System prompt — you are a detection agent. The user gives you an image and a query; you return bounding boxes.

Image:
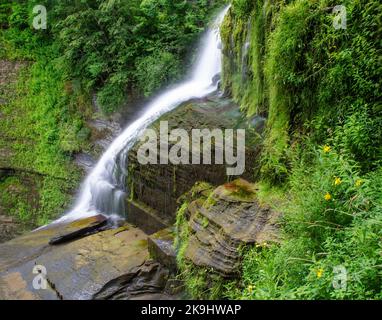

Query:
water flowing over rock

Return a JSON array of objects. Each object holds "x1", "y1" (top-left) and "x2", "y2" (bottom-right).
[{"x1": 59, "y1": 7, "x2": 231, "y2": 223}]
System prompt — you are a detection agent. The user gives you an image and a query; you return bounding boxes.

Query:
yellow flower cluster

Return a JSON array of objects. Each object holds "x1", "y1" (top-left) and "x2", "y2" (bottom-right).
[
  {"x1": 247, "y1": 285, "x2": 255, "y2": 294},
  {"x1": 355, "y1": 179, "x2": 363, "y2": 187},
  {"x1": 323, "y1": 145, "x2": 331, "y2": 153},
  {"x1": 334, "y1": 177, "x2": 342, "y2": 186},
  {"x1": 255, "y1": 242, "x2": 268, "y2": 248},
  {"x1": 316, "y1": 268, "x2": 324, "y2": 278}
]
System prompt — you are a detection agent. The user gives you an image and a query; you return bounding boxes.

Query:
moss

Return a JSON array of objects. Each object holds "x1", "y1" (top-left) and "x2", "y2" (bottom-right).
[
  {"x1": 177, "y1": 262, "x2": 226, "y2": 300},
  {"x1": 174, "y1": 202, "x2": 190, "y2": 264},
  {"x1": 127, "y1": 163, "x2": 136, "y2": 201},
  {"x1": 203, "y1": 192, "x2": 217, "y2": 209},
  {"x1": 0, "y1": 49, "x2": 93, "y2": 227},
  {"x1": 0, "y1": 176, "x2": 34, "y2": 224}
]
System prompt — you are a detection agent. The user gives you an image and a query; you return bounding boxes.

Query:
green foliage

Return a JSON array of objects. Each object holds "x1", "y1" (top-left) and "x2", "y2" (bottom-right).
[
  {"x1": 55, "y1": 0, "x2": 225, "y2": 112},
  {"x1": 135, "y1": 50, "x2": 181, "y2": 97},
  {"x1": 0, "y1": 44, "x2": 89, "y2": 227},
  {"x1": 2, "y1": 0, "x2": 225, "y2": 112},
  {"x1": 227, "y1": 146, "x2": 382, "y2": 300},
  {"x1": 222, "y1": 0, "x2": 381, "y2": 183},
  {"x1": 0, "y1": 0, "x2": 49, "y2": 59},
  {"x1": 216, "y1": 0, "x2": 382, "y2": 300},
  {"x1": 231, "y1": 0, "x2": 255, "y2": 18},
  {"x1": 0, "y1": 176, "x2": 34, "y2": 224}
]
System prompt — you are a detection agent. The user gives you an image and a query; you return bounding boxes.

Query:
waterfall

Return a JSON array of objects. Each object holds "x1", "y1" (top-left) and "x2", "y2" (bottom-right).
[{"x1": 56, "y1": 7, "x2": 230, "y2": 224}]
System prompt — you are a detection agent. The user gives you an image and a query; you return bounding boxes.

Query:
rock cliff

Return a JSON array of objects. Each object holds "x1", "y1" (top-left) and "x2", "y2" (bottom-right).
[{"x1": 126, "y1": 94, "x2": 262, "y2": 234}]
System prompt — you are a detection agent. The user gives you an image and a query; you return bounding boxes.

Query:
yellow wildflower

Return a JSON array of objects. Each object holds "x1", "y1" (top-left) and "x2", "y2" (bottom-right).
[
  {"x1": 323, "y1": 145, "x2": 331, "y2": 153},
  {"x1": 325, "y1": 193, "x2": 332, "y2": 201},
  {"x1": 316, "y1": 268, "x2": 324, "y2": 278},
  {"x1": 334, "y1": 177, "x2": 342, "y2": 186},
  {"x1": 247, "y1": 285, "x2": 255, "y2": 294},
  {"x1": 355, "y1": 179, "x2": 363, "y2": 187}
]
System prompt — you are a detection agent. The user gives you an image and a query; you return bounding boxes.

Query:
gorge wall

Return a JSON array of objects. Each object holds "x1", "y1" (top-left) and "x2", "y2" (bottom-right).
[{"x1": 126, "y1": 94, "x2": 262, "y2": 234}]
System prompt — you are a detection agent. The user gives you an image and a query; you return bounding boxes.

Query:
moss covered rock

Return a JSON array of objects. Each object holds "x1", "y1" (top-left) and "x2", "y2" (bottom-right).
[{"x1": 176, "y1": 179, "x2": 281, "y2": 291}]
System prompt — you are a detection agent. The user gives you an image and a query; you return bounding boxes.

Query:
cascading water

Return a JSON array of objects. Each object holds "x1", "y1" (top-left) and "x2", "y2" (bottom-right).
[{"x1": 57, "y1": 7, "x2": 230, "y2": 224}]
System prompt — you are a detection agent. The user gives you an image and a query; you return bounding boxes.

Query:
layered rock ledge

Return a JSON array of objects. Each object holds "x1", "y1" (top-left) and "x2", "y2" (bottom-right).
[
  {"x1": 176, "y1": 179, "x2": 281, "y2": 277},
  {"x1": 127, "y1": 95, "x2": 262, "y2": 234}
]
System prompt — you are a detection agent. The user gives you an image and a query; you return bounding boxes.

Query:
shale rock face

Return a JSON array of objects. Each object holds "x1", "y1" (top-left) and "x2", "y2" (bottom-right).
[
  {"x1": 178, "y1": 179, "x2": 280, "y2": 277},
  {"x1": 127, "y1": 95, "x2": 262, "y2": 233},
  {"x1": 94, "y1": 260, "x2": 171, "y2": 300}
]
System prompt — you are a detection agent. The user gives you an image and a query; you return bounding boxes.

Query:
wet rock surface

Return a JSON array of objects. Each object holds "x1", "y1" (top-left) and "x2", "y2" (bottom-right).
[
  {"x1": 180, "y1": 179, "x2": 280, "y2": 277},
  {"x1": 148, "y1": 228, "x2": 177, "y2": 273},
  {"x1": 48, "y1": 215, "x2": 108, "y2": 245},
  {"x1": 0, "y1": 216, "x2": 178, "y2": 300},
  {"x1": 127, "y1": 199, "x2": 170, "y2": 235},
  {"x1": 94, "y1": 260, "x2": 174, "y2": 300},
  {"x1": 74, "y1": 117, "x2": 122, "y2": 173}
]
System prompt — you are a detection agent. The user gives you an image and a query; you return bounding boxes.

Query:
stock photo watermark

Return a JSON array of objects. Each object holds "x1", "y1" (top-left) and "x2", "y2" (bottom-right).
[
  {"x1": 137, "y1": 121, "x2": 246, "y2": 176},
  {"x1": 332, "y1": 265, "x2": 347, "y2": 291},
  {"x1": 333, "y1": 5, "x2": 347, "y2": 30},
  {"x1": 32, "y1": 265, "x2": 48, "y2": 290},
  {"x1": 32, "y1": 5, "x2": 47, "y2": 30}
]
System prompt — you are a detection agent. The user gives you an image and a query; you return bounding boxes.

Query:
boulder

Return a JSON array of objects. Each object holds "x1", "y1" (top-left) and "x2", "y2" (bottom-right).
[
  {"x1": 179, "y1": 179, "x2": 281, "y2": 277},
  {"x1": 94, "y1": 260, "x2": 171, "y2": 300}
]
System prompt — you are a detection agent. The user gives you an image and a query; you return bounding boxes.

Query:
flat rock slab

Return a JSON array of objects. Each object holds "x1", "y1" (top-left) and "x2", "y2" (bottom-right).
[
  {"x1": 0, "y1": 215, "x2": 108, "y2": 272},
  {"x1": 0, "y1": 216, "x2": 150, "y2": 300},
  {"x1": 48, "y1": 215, "x2": 108, "y2": 245}
]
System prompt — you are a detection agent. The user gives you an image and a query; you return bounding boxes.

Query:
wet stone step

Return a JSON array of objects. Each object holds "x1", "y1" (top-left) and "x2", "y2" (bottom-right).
[{"x1": 148, "y1": 228, "x2": 177, "y2": 273}]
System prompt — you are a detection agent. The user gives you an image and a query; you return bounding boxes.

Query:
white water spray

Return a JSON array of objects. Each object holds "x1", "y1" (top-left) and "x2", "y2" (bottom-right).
[{"x1": 57, "y1": 7, "x2": 230, "y2": 223}]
